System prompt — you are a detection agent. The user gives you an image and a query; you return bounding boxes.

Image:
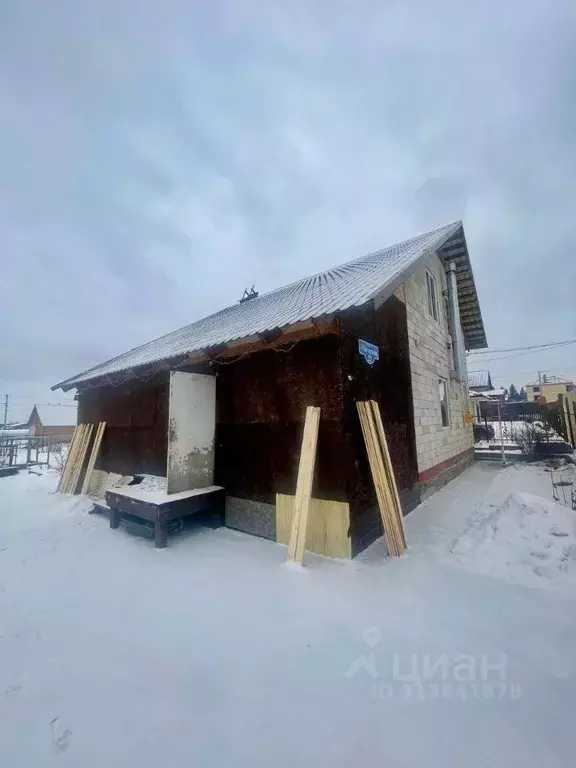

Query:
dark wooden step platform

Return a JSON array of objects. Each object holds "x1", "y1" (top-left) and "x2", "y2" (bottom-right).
[{"x1": 105, "y1": 485, "x2": 225, "y2": 548}]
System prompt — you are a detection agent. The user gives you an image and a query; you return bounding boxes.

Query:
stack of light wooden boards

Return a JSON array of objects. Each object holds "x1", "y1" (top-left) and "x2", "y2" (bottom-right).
[
  {"x1": 57, "y1": 422, "x2": 106, "y2": 495},
  {"x1": 356, "y1": 400, "x2": 406, "y2": 556},
  {"x1": 287, "y1": 400, "x2": 406, "y2": 564}
]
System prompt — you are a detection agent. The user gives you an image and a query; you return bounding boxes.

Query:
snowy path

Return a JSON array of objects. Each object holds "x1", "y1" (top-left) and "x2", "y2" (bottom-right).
[{"x1": 1, "y1": 467, "x2": 575, "y2": 767}]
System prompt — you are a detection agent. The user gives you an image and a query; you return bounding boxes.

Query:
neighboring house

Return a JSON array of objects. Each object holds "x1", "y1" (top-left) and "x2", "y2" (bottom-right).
[
  {"x1": 470, "y1": 387, "x2": 506, "y2": 420},
  {"x1": 467, "y1": 370, "x2": 493, "y2": 392},
  {"x1": 526, "y1": 376, "x2": 574, "y2": 403},
  {"x1": 27, "y1": 404, "x2": 77, "y2": 440},
  {"x1": 469, "y1": 391, "x2": 495, "y2": 419},
  {"x1": 482, "y1": 388, "x2": 507, "y2": 406},
  {"x1": 52, "y1": 221, "x2": 487, "y2": 557}
]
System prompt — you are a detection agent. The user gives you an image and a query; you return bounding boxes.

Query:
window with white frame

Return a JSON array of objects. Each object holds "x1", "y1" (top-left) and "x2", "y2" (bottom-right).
[
  {"x1": 439, "y1": 379, "x2": 450, "y2": 427},
  {"x1": 426, "y1": 270, "x2": 439, "y2": 322}
]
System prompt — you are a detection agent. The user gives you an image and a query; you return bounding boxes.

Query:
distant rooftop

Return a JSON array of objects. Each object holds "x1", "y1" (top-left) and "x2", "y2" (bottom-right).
[
  {"x1": 31, "y1": 404, "x2": 78, "y2": 427},
  {"x1": 468, "y1": 370, "x2": 493, "y2": 390},
  {"x1": 527, "y1": 376, "x2": 574, "y2": 387}
]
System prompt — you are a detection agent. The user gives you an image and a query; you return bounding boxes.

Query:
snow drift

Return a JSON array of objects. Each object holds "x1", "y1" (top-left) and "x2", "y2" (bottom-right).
[{"x1": 450, "y1": 492, "x2": 576, "y2": 590}]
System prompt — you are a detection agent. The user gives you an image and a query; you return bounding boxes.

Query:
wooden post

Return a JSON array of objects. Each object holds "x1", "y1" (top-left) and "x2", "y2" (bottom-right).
[
  {"x1": 567, "y1": 394, "x2": 576, "y2": 448},
  {"x1": 566, "y1": 397, "x2": 573, "y2": 446},
  {"x1": 287, "y1": 406, "x2": 321, "y2": 564},
  {"x1": 497, "y1": 402, "x2": 506, "y2": 465},
  {"x1": 155, "y1": 518, "x2": 168, "y2": 549}
]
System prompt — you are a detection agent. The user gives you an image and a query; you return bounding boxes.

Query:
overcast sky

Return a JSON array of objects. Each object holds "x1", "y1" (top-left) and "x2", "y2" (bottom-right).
[{"x1": 1, "y1": 0, "x2": 575, "y2": 421}]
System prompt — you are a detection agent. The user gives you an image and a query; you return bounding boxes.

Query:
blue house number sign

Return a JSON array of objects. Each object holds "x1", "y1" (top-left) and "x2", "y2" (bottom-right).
[{"x1": 358, "y1": 339, "x2": 379, "y2": 365}]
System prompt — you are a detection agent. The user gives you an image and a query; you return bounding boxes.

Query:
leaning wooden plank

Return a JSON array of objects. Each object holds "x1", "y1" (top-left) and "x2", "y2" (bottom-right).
[
  {"x1": 59, "y1": 424, "x2": 83, "y2": 493},
  {"x1": 57, "y1": 424, "x2": 80, "y2": 492},
  {"x1": 66, "y1": 424, "x2": 89, "y2": 493},
  {"x1": 369, "y1": 401, "x2": 406, "y2": 547},
  {"x1": 363, "y1": 401, "x2": 403, "y2": 554},
  {"x1": 287, "y1": 406, "x2": 321, "y2": 564},
  {"x1": 357, "y1": 402, "x2": 404, "y2": 556},
  {"x1": 81, "y1": 422, "x2": 106, "y2": 495},
  {"x1": 69, "y1": 424, "x2": 94, "y2": 495},
  {"x1": 64, "y1": 424, "x2": 87, "y2": 494},
  {"x1": 277, "y1": 494, "x2": 352, "y2": 559},
  {"x1": 60, "y1": 424, "x2": 85, "y2": 493},
  {"x1": 368, "y1": 402, "x2": 406, "y2": 553},
  {"x1": 356, "y1": 402, "x2": 397, "y2": 555},
  {"x1": 363, "y1": 403, "x2": 403, "y2": 556}
]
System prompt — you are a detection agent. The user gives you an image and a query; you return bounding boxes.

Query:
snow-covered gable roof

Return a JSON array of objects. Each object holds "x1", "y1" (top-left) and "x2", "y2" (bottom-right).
[
  {"x1": 53, "y1": 221, "x2": 487, "y2": 392},
  {"x1": 32, "y1": 404, "x2": 78, "y2": 427},
  {"x1": 468, "y1": 370, "x2": 493, "y2": 391},
  {"x1": 483, "y1": 388, "x2": 506, "y2": 398}
]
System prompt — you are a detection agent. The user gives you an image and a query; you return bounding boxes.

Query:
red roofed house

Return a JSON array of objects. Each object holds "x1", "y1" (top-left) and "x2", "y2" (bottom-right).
[{"x1": 27, "y1": 404, "x2": 78, "y2": 441}]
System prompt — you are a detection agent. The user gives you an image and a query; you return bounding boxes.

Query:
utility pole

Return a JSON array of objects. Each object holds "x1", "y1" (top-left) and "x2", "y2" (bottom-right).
[{"x1": 2, "y1": 394, "x2": 8, "y2": 428}]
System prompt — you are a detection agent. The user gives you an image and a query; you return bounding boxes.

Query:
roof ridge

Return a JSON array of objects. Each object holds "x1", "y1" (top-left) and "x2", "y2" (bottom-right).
[{"x1": 256, "y1": 220, "x2": 462, "y2": 302}]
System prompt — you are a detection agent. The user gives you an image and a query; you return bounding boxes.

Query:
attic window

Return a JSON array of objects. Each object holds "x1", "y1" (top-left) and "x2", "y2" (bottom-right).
[{"x1": 426, "y1": 270, "x2": 439, "y2": 322}]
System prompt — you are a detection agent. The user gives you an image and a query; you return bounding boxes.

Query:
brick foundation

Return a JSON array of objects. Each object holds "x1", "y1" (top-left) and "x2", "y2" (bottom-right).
[{"x1": 418, "y1": 447, "x2": 475, "y2": 497}]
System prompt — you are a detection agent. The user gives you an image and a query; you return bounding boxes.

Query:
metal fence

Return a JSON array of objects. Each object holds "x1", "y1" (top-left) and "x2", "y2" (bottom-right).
[
  {"x1": 473, "y1": 400, "x2": 570, "y2": 454},
  {"x1": 0, "y1": 435, "x2": 65, "y2": 469}
]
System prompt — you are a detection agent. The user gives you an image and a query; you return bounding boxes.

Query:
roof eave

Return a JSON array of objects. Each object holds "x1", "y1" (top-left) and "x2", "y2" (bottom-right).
[
  {"x1": 367, "y1": 222, "x2": 488, "y2": 351},
  {"x1": 366, "y1": 220, "x2": 464, "y2": 309},
  {"x1": 53, "y1": 317, "x2": 340, "y2": 393},
  {"x1": 438, "y1": 225, "x2": 488, "y2": 350}
]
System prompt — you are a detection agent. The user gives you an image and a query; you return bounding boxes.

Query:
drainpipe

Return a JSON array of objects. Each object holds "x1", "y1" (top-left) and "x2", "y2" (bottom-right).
[{"x1": 445, "y1": 261, "x2": 465, "y2": 383}]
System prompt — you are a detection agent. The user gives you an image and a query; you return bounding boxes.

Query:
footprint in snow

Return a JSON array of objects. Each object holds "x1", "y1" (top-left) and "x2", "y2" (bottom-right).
[{"x1": 50, "y1": 717, "x2": 72, "y2": 753}]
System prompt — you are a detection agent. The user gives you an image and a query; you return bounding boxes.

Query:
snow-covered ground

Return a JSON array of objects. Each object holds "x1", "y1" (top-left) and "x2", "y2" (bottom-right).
[
  {"x1": 450, "y1": 472, "x2": 576, "y2": 590},
  {"x1": 1, "y1": 464, "x2": 576, "y2": 767}
]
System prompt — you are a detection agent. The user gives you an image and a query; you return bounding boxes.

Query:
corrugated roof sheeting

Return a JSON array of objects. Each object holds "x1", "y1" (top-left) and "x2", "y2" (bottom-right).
[
  {"x1": 54, "y1": 221, "x2": 487, "y2": 391},
  {"x1": 468, "y1": 370, "x2": 493, "y2": 390}
]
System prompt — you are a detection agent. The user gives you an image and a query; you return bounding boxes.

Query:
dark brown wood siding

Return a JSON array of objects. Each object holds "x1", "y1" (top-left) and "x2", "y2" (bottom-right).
[
  {"x1": 74, "y1": 299, "x2": 417, "y2": 558},
  {"x1": 215, "y1": 333, "x2": 347, "y2": 504},
  {"x1": 375, "y1": 296, "x2": 418, "y2": 492},
  {"x1": 339, "y1": 297, "x2": 418, "y2": 555},
  {"x1": 78, "y1": 372, "x2": 169, "y2": 476}
]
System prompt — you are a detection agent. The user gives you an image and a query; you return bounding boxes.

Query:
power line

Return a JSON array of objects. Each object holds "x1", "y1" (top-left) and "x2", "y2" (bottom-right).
[
  {"x1": 468, "y1": 338, "x2": 576, "y2": 356},
  {"x1": 467, "y1": 341, "x2": 576, "y2": 364}
]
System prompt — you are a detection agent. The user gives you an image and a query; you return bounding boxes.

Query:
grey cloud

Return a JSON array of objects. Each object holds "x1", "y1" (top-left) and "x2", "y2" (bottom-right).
[{"x1": 1, "y1": 0, "x2": 575, "y2": 404}]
